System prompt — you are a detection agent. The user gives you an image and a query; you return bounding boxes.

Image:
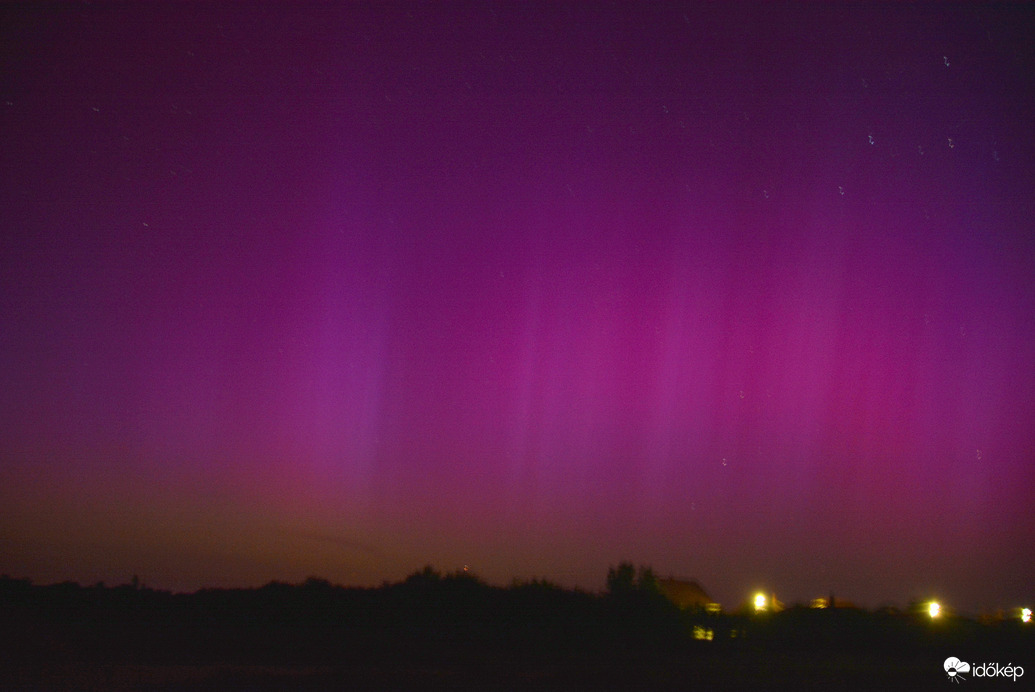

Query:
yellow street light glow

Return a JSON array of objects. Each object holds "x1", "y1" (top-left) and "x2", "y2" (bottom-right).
[
  {"x1": 1022, "y1": 608, "x2": 1031, "y2": 623},
  {"x1": 928, "y1": 601, "x2": 941, "y2": 618},
  {"x1": 754, "y1": 593, "x2": 767, "y2": 612}
]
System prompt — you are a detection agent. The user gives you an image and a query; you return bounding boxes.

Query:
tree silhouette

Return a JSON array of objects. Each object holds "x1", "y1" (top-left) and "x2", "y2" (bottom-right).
[
  {"x1": 636, "y1": 565, "x2": 659, "y2": 594},
  {"x1": 606, "y1": 561, "x2": 637, "y2": 594},
  {"x1": 606, "y1": 561, "x2": 661, "y2": 595}
]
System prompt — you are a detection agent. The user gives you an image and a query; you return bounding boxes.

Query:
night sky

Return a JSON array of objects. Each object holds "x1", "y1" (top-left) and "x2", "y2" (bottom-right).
[{"x1": 2, "y1": 2, "x2": 1033, "y2": 613}]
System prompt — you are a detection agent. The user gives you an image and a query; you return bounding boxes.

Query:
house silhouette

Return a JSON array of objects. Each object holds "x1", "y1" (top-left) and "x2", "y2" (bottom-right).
[{"x1": 657, "y1": 578, "x2": 719, "y2": 612}]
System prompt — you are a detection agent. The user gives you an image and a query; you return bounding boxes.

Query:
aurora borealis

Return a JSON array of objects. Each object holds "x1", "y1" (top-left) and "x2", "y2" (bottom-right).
[{"x1": 1, "y1": 2, "x2": 1032, "y2": 613}]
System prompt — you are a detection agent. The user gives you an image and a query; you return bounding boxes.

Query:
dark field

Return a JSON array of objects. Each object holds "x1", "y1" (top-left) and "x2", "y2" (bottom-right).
[{"x1": 2, "y1": 574, "x2": 1030, "y2": 690}]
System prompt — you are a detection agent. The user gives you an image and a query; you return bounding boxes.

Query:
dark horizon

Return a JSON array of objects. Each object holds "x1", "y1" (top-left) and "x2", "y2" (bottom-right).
[
  {"x1": 1, "y1": 566, "x2": 1028, "y2": 623},
  {"x1": 0, "y1": 555, "x2": 1027, "y2": 619},
  {"x1": 7, "y1": 566, "x2": 1030, "y2": 690},
  {"x1": 2, "y1": 2, "x2": 1033, "y2": 617}
]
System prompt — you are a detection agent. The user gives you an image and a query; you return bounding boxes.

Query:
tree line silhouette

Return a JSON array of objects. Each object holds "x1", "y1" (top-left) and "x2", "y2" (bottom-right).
[{"x1": 1, "y1": 564, "x2": 1031, "y2": 689}]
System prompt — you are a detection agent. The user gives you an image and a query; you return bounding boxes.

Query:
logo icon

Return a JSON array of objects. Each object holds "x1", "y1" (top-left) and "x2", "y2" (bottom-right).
[{"x1": 944, "y1": 657, "x2": 970, "y2": 684}]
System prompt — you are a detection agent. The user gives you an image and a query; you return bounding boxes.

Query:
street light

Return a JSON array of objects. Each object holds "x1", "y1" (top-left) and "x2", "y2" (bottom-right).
[{"x1": 928, "y1": 601, "x2": 941, "y2": 618}]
